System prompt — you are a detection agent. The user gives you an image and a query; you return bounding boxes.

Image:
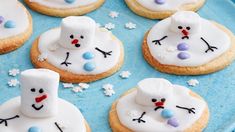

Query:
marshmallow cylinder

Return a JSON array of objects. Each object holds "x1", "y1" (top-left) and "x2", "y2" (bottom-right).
[
  {"x1": 58, "y1": 16, "x2": 96, "y2": 50},
  {"x1": 170, "y1": 11, "x2": 201, "y2": 35},
  {"x1": 135, "y1": 78, "x2": 173, "y2": 106},
  {"x1": 20, "y1": 69, "x2": 60, "y2": 118}
]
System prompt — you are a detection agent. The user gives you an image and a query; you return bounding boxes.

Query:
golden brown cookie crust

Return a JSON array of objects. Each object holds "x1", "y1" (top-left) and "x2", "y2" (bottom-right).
[
  {"x1": 109, "y1": 88, "x2": 210, "y2": 132},
  {"x1": 24, "y1": 0, "x2": 105, "y2": 17},
  {"x1": 142, "y1": 22, "x2": 235, "y2": 75},
  {"x1": 30, "y1": 33, "x2": 124, "y2": 83},
  {"x1": 0, "y1": 2, "x2": 33, "y2": 54},
  {"x1": 85, "y1": 120, "x2": 91, "y2": 132},
  {"x1": 125, "y1": 0, "x2": 206, "y2": 19}
]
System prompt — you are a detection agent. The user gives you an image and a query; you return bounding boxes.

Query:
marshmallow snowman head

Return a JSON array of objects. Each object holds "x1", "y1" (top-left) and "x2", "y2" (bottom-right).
[
  {"x1": 58, "y1": 16, "x2": 96, "y2": 50},
  {"x1": 20, "y1": 69, "x2": 60, "y2": 118},
  {"x1": 135, "y1": 78, "x2": 173, "y2": 107},
  {"x1": 170, "y1": 11, "x2": 202, "y2": 37}
]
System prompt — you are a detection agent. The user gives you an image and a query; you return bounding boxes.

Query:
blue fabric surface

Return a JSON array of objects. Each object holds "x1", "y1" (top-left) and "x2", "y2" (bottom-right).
[{"x1": 0, "y1": 0, "x2": 235, "y2": 131}]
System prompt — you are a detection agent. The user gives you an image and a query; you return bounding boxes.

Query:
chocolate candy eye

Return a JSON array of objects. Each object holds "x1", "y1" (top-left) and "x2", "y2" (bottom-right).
[
  {"x1": 152, "y1": 98, "x2": 157, "y2": 102},
  {"x1": 80, "y1": 35, "x2": 84, "y2": 39},
  {"x1": 161, "y1": 98, "x2": 166, "y2": 102},
  {"x1": 178, "y1": 26, "x2": 183, "y2": 29},
  {"x1": 31, "y1": 88, "x2": 36, "y2": 92},
  {"x1": 70, "y1": 35, "x2": 74, "y2": 39},
  {"x1": 186, "y1": 27, "x2": 191, "y2": 30},
  {"x1": 39, "y1": 88, "x2": 44, "y2": 93}
]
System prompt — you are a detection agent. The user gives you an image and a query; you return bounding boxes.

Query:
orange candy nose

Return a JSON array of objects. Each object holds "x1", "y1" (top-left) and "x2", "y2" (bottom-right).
[{"x1": 35, "y1": 94, "x2": 47, "y2": 103}]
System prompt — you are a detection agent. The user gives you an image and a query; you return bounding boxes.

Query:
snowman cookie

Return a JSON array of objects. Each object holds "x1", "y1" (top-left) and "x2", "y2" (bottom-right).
[
  {"x1": 30, "y1": 16, "x2": 124, "y2": 83},
  {"x1": 109, "y1": 78, "x2": 209, "y2": 132},
  {"x1": 0, "y1": 0, "x2": 32, "y2": 54},
  {"x1": 125, "y1": 0, "x2": 205, "y2": 19},
  {"x1": 0, "y1": 69, "x2": 90, "y2": 132},
  {"x1": 142, "y1": 11, "x2": 235, "y2": 75},
  {"x1": 25, "y1": 0, "x2": 105, "y2": 17}
]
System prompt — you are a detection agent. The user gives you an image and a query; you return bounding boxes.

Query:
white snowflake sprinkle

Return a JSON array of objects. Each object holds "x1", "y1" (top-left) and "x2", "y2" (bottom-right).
[
  {"x1": 79, "y1": 83, "x2": 89, "y2": 89},
  {"x1": 104, "y1": 89, "x2": 115, "y2": 97},
  {"x1": 102, "y1": 84, "x2": 114, "y2": 90},
  {"x1": 8, "y1": 69, "x2": 20, "y2": 77},
  {"x1": 166, "y1": 46, "x2": 176, "y2": 52},
  {"x1": 63, "y1": 83, "x2": 74, "y2": 88},
  {"x1": 38, "y1": 53, "x2": 48, "y2": 62},
  {"x1": 120, "y1": 71, "x2": 131, "y2": 79},
  {"x1": 127, "y1": 110, "x2": 139, "y2": 117},
  {"x1": 102, "y1": 83, "x2": 115, "y2": 97},
  {"x1": 105, "y1": 23, "x2": 115, "y2": 30},
  {"x1": 125, "y1": 22, "x2": 136, "y2": 30},
  {"x1": 109, "y1": 11, "x2": 119, "y2": 18},
  {"x1": 187, "y1": 79, "x2": 199, "y2": 87},
  {"x1": 8, "y1": 79, "x2": 19, "y2": 87},
  {"x1": 72, "y1": 86, "x2": 83, "y2": 93}
]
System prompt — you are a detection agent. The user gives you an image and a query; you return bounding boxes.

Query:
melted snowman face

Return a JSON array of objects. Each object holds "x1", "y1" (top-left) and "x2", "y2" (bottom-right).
[
  {"x1": 68, "y1": 33, "x2": 85, "y2": 48},
  {"x1": 151, "y1": 97, "x2": 166, "y2": 108},
  {"x1": 177, "y1": 25, "x2": 191, "y2": 39},
  {"x1": 30, "y1": 87, "x2": 48, "y2": 111},
  {"x1": 58, "y1": 16, "x2": 96, "y2": 50},
  {"x1": 170, "y1": 11, "x2": 202, "y2": 38},
  {"x1": 136, "y1": 78, "x2": 173, "y2": 107},
  {"x1": 20, "y1": 69, "x2": 59, "y2": 118}
]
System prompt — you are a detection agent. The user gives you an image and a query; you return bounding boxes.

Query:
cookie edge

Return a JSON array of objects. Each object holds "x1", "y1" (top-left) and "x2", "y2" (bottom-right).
[
  {"x1": 24, "y1": 0, "x2": 105, "y2": 17},
  {"x1": 0, "y1": 2, "x2": 33, "y2": 54},
  {"x1": 125, "y1": 0, "x2": 206, "y2": 19}
]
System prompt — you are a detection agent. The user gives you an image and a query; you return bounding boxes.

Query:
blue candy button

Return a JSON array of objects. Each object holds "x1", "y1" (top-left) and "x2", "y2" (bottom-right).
[
  {"x1": 155, "y1": 0, "x2": 165, "y2": 4},
  {"x1": 28, "y1": 126, "x2": 41, "y2": 132},
  {"x1": 4, "y1": 20, "x2": 16, "y2": 28},
  {"x1": 161, "y1": 109, "x2": 174, "y2": 119},
  {"x1": 64, "y1": 0, "x2": 75, "y2": 4},
  {"x1": 83, "y1": 52, "x2": 95, "y2": 60},
  {"x1": 177, "y1": 52, "x2": 190, "y2": 60},
  {"x1": 84, "y1": 62, "x2": 96, "y2": 71}
]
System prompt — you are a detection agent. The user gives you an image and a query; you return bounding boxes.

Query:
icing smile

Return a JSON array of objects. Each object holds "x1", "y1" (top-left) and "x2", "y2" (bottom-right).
[{"x1": 32, "y1": 104, "x2": 44, "y2": 111}]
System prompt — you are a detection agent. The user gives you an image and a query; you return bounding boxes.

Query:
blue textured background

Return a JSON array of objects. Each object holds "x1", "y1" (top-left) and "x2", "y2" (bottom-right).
[{"x1": 0, "y1": 0, "x2": 235, "y2": 131}]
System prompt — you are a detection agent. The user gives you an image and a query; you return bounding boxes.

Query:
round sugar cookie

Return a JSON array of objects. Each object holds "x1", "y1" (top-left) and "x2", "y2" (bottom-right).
[
  {"x1": 0, "y1": 0, "x2": 32, "y2": 54},
  {"x1": 109, "y1": 78, "x2": 209, "y2": 132},
  {"x1": 125, "y1": 0, "x2": 205, "y2": 19},
  {"x1": 0, "y1": 69, "x2": 90, "y2": 132},
  {"x1": 142, "y1": 11, "x2": 235, "y2": 75},
  {"x1": 24, "y1": 0, "x2": 105, "y2": 17},
  {"x1": 30, "y1": 16, "x2": 124, "y2": 83}
]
